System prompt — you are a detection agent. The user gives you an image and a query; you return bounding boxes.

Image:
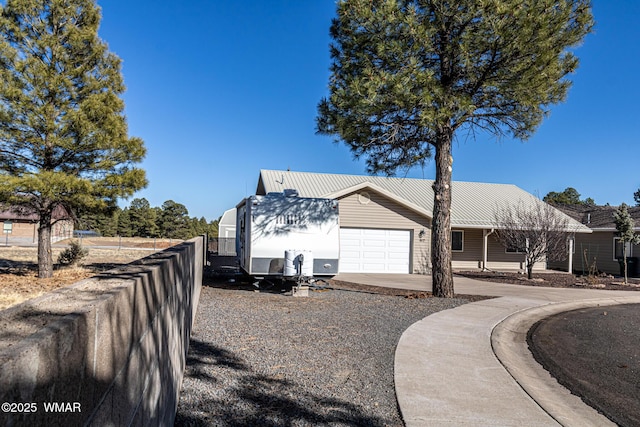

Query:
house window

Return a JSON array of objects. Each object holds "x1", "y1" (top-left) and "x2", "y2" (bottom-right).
[
  {"x1": 506, "y1": 240, "x2": 527, "y2": 254},
  {"x1": 614, "y1": 237, "x2": 633, "y2": 260},
  {"x1": 506, "y1": 246, "x2": 525, "y2": 254},
  {"x1": 451, "y1": 230, "x2": 463, "y2": 252}
]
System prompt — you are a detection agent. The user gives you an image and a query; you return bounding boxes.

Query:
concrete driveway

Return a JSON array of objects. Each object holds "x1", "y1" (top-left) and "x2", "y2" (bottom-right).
[{"x1": 333, "y1": 273, "x2": 640, "y2": 426}]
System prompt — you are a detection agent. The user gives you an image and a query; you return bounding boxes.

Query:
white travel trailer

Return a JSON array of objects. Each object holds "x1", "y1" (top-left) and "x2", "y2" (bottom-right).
[{"x1": 236, "y1": 191, "x2": 340, "y2": 279}]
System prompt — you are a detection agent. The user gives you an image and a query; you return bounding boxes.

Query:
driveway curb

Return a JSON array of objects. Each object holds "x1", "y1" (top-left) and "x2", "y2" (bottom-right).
[
  {"x1": 334, "y1": 274, "x2": 640, "y2": 426},
  {"x1": 491, "y1": 295, "x2": 640, "y2": 427}
]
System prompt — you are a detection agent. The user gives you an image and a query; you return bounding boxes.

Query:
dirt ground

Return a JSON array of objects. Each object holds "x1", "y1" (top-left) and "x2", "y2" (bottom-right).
[
  {"x1": 529, "y1": 304, "x2": 640, "y2": 426},
  {"x1": 0, "y1": 238, "x2": 180, "y2": 310},
  {"x1": 455, "y1": 270, "x2": 640, "y2": 290},
  {"x1": 217, "y1": 276, "x2": 491, "y2": 302}
]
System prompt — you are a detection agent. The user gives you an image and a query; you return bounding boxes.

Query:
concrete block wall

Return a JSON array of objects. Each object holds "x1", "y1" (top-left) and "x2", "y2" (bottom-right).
[{"x1": 0, "y1": 236, "x2": 204, "y2": 426}]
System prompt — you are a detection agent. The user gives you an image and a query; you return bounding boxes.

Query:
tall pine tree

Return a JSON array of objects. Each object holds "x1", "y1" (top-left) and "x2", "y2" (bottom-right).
[
  {"x1": 317, "y1": 0, "x2": 593, "y2": 297},
  {"x1": 159, "y1": 200, "x2": 190, "y2": 239},
  {"x1": 129, "y1": 197, "x2": 158, "y2": 237},
  {"x1": 0, "y1": 0, "x2": 146, "y2": 277}
]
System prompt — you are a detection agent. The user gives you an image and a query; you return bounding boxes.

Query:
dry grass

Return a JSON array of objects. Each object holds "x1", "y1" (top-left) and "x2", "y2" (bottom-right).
[
  {"x1": 0, "y1": 238, "x2": 179, "y2": 311},
  {"x1": 58, "y1": 236, "x2": 182, "y2": 249},
  {"x1": 0, "y1": 267, "x2": 96, "y2": 311}
]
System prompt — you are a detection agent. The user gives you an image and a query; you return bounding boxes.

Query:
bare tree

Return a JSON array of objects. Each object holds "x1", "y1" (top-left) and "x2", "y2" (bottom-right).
[{"x1": 493, "y1": 201, "x2": 571, "y2": 279}]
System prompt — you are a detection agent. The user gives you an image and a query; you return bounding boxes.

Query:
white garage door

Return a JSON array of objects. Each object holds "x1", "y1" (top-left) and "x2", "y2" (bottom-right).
[{"x1": 339, "y1": 228, "x2": 410, "y2": 273}]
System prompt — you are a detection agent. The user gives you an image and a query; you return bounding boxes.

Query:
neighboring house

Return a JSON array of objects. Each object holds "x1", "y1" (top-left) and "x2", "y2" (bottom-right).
[
  {"x1": 255, "y1": 170, "x2": 590, "y2": 274},
  {"x1": 551, "y1": 204, "x2": 640, "y2": 277},
  {"x1": 217, "y1": 208, "x2": 237, "y2": 256},
  {"x1": 0, "y1": 205, "x2": 74, "y2": 243}
]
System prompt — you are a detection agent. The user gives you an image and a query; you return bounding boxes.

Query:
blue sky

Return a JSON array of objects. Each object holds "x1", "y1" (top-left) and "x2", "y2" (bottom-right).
[{"x1": 96, "y1": 0, "x2": 639, "y2": 221}]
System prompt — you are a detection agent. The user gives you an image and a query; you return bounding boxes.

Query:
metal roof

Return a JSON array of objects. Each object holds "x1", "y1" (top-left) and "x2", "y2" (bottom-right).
[
  {"x1": 0, "y1": 204, "x2": 71, "y2": 221},
  {"x1": 257, "y1": 169, "x2": 591, "y2": 232},
  {"x1": 554, "y1": 204, "x2": 640, "y2": 231}
]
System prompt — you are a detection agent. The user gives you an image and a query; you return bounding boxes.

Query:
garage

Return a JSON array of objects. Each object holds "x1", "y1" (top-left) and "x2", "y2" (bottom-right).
[{"x1": 339, "y1": 228, "x2": 410, "y2": 273}]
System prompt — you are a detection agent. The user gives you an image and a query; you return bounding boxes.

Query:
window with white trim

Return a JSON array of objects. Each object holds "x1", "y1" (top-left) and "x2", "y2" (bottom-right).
[
  {"x1": 451, "y1": 230, "x2": 463, "y2": 252},
  {"x1": 613, "y1": 237, "x2": 633, "y2": 260}
]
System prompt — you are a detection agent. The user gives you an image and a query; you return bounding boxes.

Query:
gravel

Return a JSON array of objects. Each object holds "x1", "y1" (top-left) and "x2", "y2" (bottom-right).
[{"x1": 175, "y1": 281, "x2": 470, "y2": 426}]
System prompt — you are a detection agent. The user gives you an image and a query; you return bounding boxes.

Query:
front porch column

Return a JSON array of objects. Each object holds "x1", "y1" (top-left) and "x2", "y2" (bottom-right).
[
  {"x1": 482, "y1": 229, "x2": 495, "y2": 271},
  {"x1": 568, "y1": 237, "x2": 574, "y2": 273}
]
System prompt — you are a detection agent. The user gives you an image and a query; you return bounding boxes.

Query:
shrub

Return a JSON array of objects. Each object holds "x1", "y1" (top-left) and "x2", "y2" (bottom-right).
[{"x1": 57, "y1": 240, "x2": 89, "y2": 266}]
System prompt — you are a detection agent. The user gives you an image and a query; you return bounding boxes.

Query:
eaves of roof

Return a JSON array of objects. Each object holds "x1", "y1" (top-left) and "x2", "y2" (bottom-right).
[
  {"x1": 0, "y1": 204, "x2": 71, "y2": 221},
  {"x1": 588, "y1": 227, "x2": 640, "y2": 232},
  {"x1": 323, "y1": 181, "x2": 434, "y2": 219},
  {"x1": 0, "y1": 210, "x2": 39, "y2": 221}
]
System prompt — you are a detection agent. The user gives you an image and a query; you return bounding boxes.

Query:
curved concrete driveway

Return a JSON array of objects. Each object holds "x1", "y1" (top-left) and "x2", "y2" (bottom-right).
[{"x1": 334, "y1": 273, "x2": 640, "y2": 426}]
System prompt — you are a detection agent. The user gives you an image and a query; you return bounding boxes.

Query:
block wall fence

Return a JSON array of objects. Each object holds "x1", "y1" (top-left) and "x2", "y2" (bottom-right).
[{"x1": 0, "y1": 236, "x2": 204, "y2": 426}]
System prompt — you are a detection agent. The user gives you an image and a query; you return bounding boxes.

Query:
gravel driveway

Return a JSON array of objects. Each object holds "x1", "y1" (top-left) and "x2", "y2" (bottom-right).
[{"x1": 175, "y1": 281, "x2": 470, "y2": 426}]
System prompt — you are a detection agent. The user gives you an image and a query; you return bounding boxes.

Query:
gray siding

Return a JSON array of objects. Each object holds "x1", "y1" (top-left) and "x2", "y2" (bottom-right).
[
  {"x1": 576, "y1": 232, "x2": 617, "y2": 275},
  {"x1": 451, "y1": 229, "x2": 546, "y2": 271},
  {"x1": 337, "y1": 190, "x2": 549, "y2": 273},
  {"x1": 451, "y1": 229, "x2": 483, "y2": 267},
  {"x1": 338, "y1": 190, "x2": 431, "y2": 274},
  {"x1": 488, "y1": 233, "x2": 543, "y2": 265},
  {"x1": 555, "y1": 231, "x2": 640, "y2": 276}
]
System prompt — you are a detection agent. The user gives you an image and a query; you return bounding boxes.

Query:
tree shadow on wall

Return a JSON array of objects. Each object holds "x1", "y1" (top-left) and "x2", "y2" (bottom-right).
[
  {"x1": 175, "y1": 338, "x2": 388, "y2": 427},
  {"x1": 0, "y1": 240, "x2": 201, "y2": 427}
]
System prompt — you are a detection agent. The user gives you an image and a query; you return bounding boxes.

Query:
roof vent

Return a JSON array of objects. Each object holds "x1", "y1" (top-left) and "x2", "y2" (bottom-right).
[{"x1": 283, "y1": 189, "x2": 299, "y2": 197}]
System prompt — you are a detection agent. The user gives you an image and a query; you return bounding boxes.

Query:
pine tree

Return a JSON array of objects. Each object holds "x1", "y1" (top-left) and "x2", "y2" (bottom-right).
[
  {"x1": 189, "y1": 216, "x2": 209, "y2": 238},
  {"x1": 159, "y1": 200, "x2": 189, "y2": 239},
  {"x1": 129, "y1": 197, "x2": 158, "y2": 237},
  {"x1": 0, "y1": 0, "x2": 146, "y2": 277},
  {"x1": 613, "y1": 203, "x2": 640, "y2": 284},
  {"x1": 99, "y1": 208, "x2": 120, "y2": 237},
  {"x1": 317, "y1": 0, "x2": 593, "y2": 297},
  {"x1": 543, "y1": 187, "x2": 594, "y2": 205},
  {"x1": 117, "y1": 208, "x2": 132, "y2": 237},
  {"x1": 208, "y1": 218, "x2": 219, "y2": 238}
]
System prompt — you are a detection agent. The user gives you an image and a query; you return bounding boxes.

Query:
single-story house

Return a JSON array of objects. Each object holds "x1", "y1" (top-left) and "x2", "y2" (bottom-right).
[
  {"x1": 550, "y1": 204, "x2": 640, "y2": 277},
  {"x1": 255, "y1": 170, "x2": 590, "y2": 274},
  {"x1": 0, "y1": 205, "x2": 73, "y2": 243}
]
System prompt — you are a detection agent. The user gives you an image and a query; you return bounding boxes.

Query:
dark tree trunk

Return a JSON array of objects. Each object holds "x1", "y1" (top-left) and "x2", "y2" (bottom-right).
[
  {"x1": 431, "y1": 129, "x2": 454, "y2": 298},
  {"x1": 38, "y1": 210, "x2": 54, "y2": 278}
]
